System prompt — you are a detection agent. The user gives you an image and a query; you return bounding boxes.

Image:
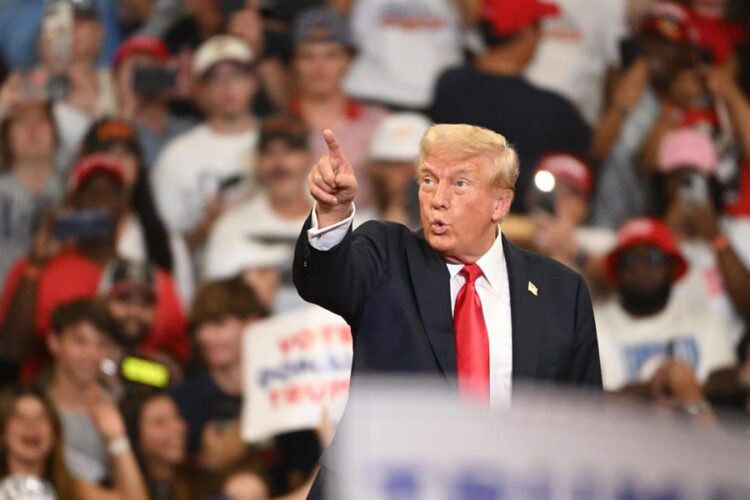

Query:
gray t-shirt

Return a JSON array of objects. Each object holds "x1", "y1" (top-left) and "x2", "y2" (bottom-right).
[
  {"x1": 0, "y1": 172, "x2": 62, "y2": 288},
  {"x1": 58, "y1": 409, "x2": 109, "y2": 484},
  {"x1": 591, "y1": 89, "x2": 660, "y2": 229}
]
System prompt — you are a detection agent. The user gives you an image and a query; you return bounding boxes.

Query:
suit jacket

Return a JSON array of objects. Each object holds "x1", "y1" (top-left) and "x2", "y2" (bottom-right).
[
  {"x1": 294, "y1": 216, "x2": 601, "y2": 387},
  {"x1": 294, "y1": 217, "x2": 602, "y2": 483}
]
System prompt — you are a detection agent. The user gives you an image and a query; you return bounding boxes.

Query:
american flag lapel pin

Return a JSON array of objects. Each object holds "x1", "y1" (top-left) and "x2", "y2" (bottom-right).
[{"x1": 528, "y1": 281, "x2": 538, "y2": 296}]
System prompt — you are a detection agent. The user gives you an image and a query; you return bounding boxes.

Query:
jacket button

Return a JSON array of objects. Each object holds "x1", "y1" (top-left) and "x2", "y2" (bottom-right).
[{"x1": 303, "y1": 260, "x2": 308, "y2": 268}]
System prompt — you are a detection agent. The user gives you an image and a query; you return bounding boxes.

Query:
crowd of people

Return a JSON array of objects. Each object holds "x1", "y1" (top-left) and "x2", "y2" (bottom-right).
[{"x1": 0, "y1": 0, "x2": 748, "y2": 498}]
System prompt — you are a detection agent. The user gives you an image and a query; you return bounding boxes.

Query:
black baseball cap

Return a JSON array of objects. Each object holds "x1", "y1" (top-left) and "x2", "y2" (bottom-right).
[
  {"x1": 100, "y1": 258, "x2": 157, "y2": 302},
  {"x1": 82, "y1": 118, "x2": 141, "y2": 156}
]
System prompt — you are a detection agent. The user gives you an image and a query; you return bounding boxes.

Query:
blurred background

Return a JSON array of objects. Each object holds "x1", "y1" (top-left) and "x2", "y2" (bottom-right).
[{"x1": 0, "y1": 0, "x2": 748, "y2": 498}]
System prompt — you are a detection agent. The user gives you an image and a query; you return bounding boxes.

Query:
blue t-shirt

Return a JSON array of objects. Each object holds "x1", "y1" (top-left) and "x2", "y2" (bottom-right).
[{"x1": 170, "y1": 372, "x2": 242, "y2": 453}]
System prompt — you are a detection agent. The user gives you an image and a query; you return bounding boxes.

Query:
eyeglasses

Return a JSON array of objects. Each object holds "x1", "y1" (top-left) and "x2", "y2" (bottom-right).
[{"x1": 617, "y1": 247, "x2": 669, "y2": 270}]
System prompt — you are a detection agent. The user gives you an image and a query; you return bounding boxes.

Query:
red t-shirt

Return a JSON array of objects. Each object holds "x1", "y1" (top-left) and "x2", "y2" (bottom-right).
[
  {"x1": 0, "y1": 249, "x2": 189, "y2": 381},
  {"x1": 689, "y1": 12, "x2": 747, "y2": 65}
]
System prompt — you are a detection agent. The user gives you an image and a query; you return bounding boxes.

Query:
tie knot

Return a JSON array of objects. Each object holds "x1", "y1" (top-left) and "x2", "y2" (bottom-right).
[{"x1": 460, "y1": 263, "x2": 483, "y2": 284}]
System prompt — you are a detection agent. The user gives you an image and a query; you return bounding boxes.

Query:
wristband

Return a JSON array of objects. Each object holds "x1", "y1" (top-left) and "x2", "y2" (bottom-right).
[
  {"x1": 683, "y1": 400, "x2": 710, "y2": 417},
  {"x1": 712, "y1": 233, "x2": 730, "y2": 252},
  {"x1": 107, "y1": 436, "x2": 131, "y2": 455}
]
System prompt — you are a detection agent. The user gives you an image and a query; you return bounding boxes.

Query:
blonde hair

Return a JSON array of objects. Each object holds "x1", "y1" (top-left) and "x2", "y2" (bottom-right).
[{"x1": 417, "y1": 124, "x2": 520, "y2": 190}]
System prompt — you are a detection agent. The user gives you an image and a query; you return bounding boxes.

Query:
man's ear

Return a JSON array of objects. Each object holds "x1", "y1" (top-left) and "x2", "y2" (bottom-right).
[
  {"x1": 47, "y1": 332, "x2": 60, "y2": 357},
  {"x1": 491, "y1": 188, "x2": 514, "y2": 223}
]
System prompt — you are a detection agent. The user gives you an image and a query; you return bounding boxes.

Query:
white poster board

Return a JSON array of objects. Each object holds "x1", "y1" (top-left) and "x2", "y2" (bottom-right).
[
  {"x1": 332, "y1": 380, "x2": 750, "y2": 500},
  {"x1": 242, "y1": 305, "x2": 352, "y2": 442}
]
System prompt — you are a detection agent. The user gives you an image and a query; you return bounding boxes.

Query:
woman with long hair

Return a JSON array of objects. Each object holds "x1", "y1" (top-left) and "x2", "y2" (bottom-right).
[
  {"x1": 122, "y1": 390, "x2": 218, "y2": 500},
  {"x1": 0, "y1": 386, "x2": 148, "y2": 499}
]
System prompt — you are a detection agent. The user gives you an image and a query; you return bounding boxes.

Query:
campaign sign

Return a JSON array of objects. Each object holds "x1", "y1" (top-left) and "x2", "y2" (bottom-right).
[
  {"x1": 331, "y1": 380, "x2": 750, "y2": 500},
  {"x1": 242, "y1": 305, "x2": 352, "y2": 442}
]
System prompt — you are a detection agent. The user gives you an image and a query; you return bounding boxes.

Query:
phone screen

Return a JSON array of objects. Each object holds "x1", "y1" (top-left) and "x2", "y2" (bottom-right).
[
  {"x1": 132, "y1": 66, "x2": 177, "y2": 94},
  {"x1": 53, "y1": 209, "x2": 113, "y2": 241},
  {"x1": 677, "y1": 171, "x2": 709, "y2": 206}
]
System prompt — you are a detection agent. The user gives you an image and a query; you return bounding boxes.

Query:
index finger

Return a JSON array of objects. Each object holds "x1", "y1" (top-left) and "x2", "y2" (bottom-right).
[{"x1": 323, "y1": 129, "x2": 345, "y2": 161}]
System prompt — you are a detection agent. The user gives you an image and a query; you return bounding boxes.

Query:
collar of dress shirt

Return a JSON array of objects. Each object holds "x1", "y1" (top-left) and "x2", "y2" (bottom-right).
[{"x1": 446, "y1": 227, "x2": 506, "y2": 292}]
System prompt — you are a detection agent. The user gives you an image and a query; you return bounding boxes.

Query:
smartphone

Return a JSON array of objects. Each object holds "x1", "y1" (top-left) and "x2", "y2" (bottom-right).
[
  {"x1": 529, "y1": 170, "x2": 557, "y2": 215},
  {"x1": 619, "y1": 37, "x2": 641, "y2": 69},
  {"x1": 532, "y1": 189, "x2": 556, "y2": 216},
  {"x1": 46, "y1": 73, "x2": 71, "y2": 101},
  {"x1": 677, "y1": 171, "x2": 709, "y2": 206},
  {"x1": 52, "y1": 209, "x2": 113, "y2": 241},
  {"x1": 42, "y1": 0, "x2": 74, "y2": 72},
  {"x1": 121, "y1": 355, "x2": 170, "y2": 388},
  {"x1": 217, "y1": 173, "x2": 244, "y2": 193},
  {"x1": 132, "y1": 66, "x2": 177, "y2": 95}
]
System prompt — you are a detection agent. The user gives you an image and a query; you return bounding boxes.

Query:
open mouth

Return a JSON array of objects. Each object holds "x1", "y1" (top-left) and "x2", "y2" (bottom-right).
[
  {"x1": 19, "y1": 434, "x2": 43, "y2": 449},
  {"x1": 430, "y1": 220, "x2": 448, "y2": 235}
]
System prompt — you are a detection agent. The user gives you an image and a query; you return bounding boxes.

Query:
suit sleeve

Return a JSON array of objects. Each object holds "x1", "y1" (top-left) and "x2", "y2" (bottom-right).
[
  {"x1": 293, "y1": 215, "x2": 389, "y2": 328},
  {"x1": 569, "y1": 276, "x2": 603, "y2": 389}
]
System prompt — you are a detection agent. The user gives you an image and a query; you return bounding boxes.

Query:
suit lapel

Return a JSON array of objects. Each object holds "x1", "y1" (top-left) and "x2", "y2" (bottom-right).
[
  {"x1": 406, "y1": 231, "x2": 457, "y2": 387},
  {"x1": 503, "y1": 236, "x2": 542, "y2": 380}
]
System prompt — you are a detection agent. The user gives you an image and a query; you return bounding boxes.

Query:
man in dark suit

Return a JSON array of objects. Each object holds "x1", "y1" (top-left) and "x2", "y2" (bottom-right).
[{"x1": 294, "y1": 124, "x2": 601, "y2": 499}]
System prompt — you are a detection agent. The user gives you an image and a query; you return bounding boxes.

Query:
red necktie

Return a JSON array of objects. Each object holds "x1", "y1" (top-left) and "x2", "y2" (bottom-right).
[{"x1": 453, "y1": 263, "x2": 490, "y2": 401}]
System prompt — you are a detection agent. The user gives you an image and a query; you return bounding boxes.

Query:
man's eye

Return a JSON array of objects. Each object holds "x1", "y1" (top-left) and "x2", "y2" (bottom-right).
[
  {"x1": 455, "y1": 180, "x2": 467, "y2": 188},
  {"x1": 421, "y1": 177, "x2": 434, "y2": 185}
]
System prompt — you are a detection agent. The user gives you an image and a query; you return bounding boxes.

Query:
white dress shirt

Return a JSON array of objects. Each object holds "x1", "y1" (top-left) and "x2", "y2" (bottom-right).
[{"x1": 307, "y1": 204, "x2": 513, "y2": 407}]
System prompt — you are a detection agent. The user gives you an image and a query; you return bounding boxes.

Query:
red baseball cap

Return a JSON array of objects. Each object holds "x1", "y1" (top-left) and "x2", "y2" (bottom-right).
[
  {"x1": 69, "y1": 154, "x2": 125, "y2": 193},
  {"x1": 114, "y1": 36, "x2": 170, "y2": 69},
  {"x1": 641, "y1": 1, "x2": 698, "y2": 44},
  {"x1": 604, "y1": 217, "x2": 688, "y2": 285},
  {"x1": 535, "y1": 153, "x2": 592, "y2": 195},
  {"x1": 481, "y1": 0, "x2": 560, "y2": 36}
]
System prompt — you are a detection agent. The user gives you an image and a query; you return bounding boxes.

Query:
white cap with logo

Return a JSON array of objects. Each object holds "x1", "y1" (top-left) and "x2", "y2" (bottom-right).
[
  {"x1": 204, "y1": 237, "x2": 290, "y2": 281},
  {"x1": 368, "y1": 113, "x2": 432, "y2": 163},
  {"x1": 192, "y1": 35, "x2": 255, "y2": 77}
]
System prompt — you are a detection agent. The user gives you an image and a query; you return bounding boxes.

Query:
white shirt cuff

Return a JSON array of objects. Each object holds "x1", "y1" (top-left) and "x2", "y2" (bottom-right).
[{"x1": 307, "y1": 203, "x2": 356, "y2": 251}]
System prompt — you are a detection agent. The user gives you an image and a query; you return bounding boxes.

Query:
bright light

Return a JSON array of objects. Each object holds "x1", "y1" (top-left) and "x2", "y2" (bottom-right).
[{"x1": 534, "y1": 170, "x2": 556, "y2": 193}]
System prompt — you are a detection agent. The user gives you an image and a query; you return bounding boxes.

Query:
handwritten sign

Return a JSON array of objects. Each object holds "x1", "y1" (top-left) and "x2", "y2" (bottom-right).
[{"x1": 242, "y1": 305, "x2": 352, "y2": 442}]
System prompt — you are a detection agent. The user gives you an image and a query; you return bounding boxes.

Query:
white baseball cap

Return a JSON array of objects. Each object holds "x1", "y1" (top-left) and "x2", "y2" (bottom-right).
[
  {"x1": 192, "y1": 35, "x2": 255, "y2": 77},
  {"x1": 204, "y1": 237, "x2": 290, "y2": 281},
  {"x1": 368, "y1": 113, "x2": 432, "y2": 163}
]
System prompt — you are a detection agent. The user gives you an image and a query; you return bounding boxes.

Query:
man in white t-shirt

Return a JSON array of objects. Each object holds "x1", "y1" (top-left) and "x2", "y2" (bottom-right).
[
  {"x1": 204, "y1": 115, "x2": 312, "y2": 312},
  {"x1": 525, "y1": 0, "x2": 628, "y2": 124},
  {"x1": 595, "y1": 217, "x2": 735, "y2": 392},
  {"x1": 151, "y1": 35, "x2": 259, "y2": 249},
  {"x1": 343, "y1": 0, "x2": 465, "y2": 110}
]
